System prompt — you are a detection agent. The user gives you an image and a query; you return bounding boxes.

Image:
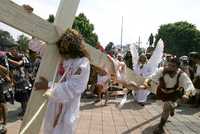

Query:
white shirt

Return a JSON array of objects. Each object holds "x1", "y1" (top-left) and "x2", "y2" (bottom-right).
[
  {"x1": 195, "y1": 64, "x2": 200, "y2": 76},
  {"x1": 149, "y1": 67, "x2": 196, "y2": 96},
  {"x1": 134, "y1": 63, "x2": 152, "y2": 77}
]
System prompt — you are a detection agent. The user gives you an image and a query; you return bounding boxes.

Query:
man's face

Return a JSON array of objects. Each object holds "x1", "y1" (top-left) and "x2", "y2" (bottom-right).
[
  {"x1": 166, "y1": 56, "x2": 172, "y2": 61},
  {"x1": 164, "y1": 62, "x2": 178, "y2": 72},
  {"x1": 139, "y1": 56, "x2": 146, "y2": 64},
  {"x1": 180, "y1": 60, "x2": 189, "y2": 66},
  {"x1": 117, "y1": 56, "x2": 123, "y2": 61},
  {"x1": 10, "y1": 48, "x2": 17, "y2": 56}
]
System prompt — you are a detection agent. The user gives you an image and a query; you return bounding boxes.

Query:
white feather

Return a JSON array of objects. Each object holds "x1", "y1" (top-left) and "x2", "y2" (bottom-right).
[
  {"x1": 118, "y1": 93, "x2": 127, "y2": 109},
  {"x1": 145, "y1": 39, "x2": 164, "y2": 75},
  {"x1": 130, "y1": 43, "x2": 139, "y2": 69}
]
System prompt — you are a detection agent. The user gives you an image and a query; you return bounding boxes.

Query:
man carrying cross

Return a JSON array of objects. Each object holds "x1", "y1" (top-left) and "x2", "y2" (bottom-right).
[{"x1": 35, "y1": 28, "x2": 90, "y2": 134}]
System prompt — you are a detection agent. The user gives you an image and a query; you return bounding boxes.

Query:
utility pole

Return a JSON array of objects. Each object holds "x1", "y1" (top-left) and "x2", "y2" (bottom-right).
[
  {"x1": 120, "y1": 16, "x2": 123, "y2": 50},
  {"x1": 136, "y1": 36, "x2": 142, "y2": 48}
]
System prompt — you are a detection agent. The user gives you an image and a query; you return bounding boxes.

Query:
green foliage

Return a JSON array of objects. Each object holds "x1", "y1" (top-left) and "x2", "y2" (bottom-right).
[
  {"x1": 17, "y1": 35, "x2": 29, "y2": 52},
  {"x1": 72, "y1": 13, "x2": 98, "y2": 47},
  {"x1": 138, "y1": 47, "x2": 145, "y2": 55},
  {"x1": 155, "y1": 21, "x2": 200, "y2": 57},
  {"x1": 0, "y1": 29, "x2": 16, "y2": 50},
  {"x1": 0, "y1": 30, "x2": 14, "y2": 41},
  {"x1": 47, "y1": 14, "x2": 55, "y2": 23},
  {"x1": 105, "y1": 42, "x2": 114, "y2": 54},
  {"x1": 148, "y1": 33, "x2": 154, "y2": 46}
]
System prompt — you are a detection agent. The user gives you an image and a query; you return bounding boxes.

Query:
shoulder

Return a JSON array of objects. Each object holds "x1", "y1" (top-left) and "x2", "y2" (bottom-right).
[
  {"x1": 196, "y1": 64, "x2": 200, "y2": 72},
  {"x1": 179, "y1": 69, "x2": 189, "y2": 79},
  {"x1": 178, "y1": 68, "x2": 185, "y2": 75},
  {"x1": 180, "y1": 71, "x2": 188, "y2": 77},
  {"x1": 78, "y1": 57, "x2": 90, "y2": 74},
  {"x1": 79, "y1": 57, "x2": 90, "y2": 69},
  {"x1": 80, "y1": 57, "x2": 90, "y2": 63},
  {"x1": 68, "y1": 57, "x2": 90, "y2": 69}
]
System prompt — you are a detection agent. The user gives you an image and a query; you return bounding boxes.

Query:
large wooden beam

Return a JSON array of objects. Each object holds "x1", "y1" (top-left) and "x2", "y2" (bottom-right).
[
  {"x1": 0, "y1": 0, "x2": 145, "y2": 93},
  {"x1": 0, "y1": 0, "x2": 58, "y2": 43},
  {"x1": 20, "y1": 0, "x2": 80, "y2": 134},
  {"x1": 85, "y1": 44, "x2": 145, "y2": 84},
  {"x1": 0, "y1": 0, "x2": 144, "y2": 85}
]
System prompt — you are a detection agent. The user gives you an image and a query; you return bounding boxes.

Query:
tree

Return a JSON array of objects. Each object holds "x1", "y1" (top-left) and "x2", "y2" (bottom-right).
[
  {"x1": 148, "y1": 33, "x2": 154, "y2": 46},
  {"x1": 17, "y1": 35, "x2": 29, "y2": 52},
  {"x1": 0, "y1": 29, "x2": 16, "y2": 50},
  {"x1": 72, "y1": 13, "x2": 98, "y2": 47},
  {"x1": 154, "y1": 21, "x2": 200, "y2": 57},
  {"x1": 105, "y1": 42, "x2": 115, "y2": 56},
  {"x1": 0, "y1": 30, "x2": 14, "y2": 41},
  {"x1": 47, "y1": 14, "x2": 55, "y2": 23},
  {"x1": 123, "y1": 51, "x2": 132, "y2": 69},
  {"x1": 105, "y1": 42, "x2": 114, "y2": 53}
]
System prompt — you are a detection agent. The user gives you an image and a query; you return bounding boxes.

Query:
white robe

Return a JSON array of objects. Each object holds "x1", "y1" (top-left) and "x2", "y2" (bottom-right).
[
  {"x1": 133, "y1": 64, "x2": 152, "y2": 103},
  {"x1": 130, "y1": 40, "x2": 164, "y2": 103},
  {"x1": 116, "y1": 61, "x2": 126, "y2": 82},
  {"x1": 43, "y1": 57, "x2": 90, "y2": 134},
  {"x1": 149, "y1": 68, "x2": 196, "y2": 96},
  {"x1": 108, "y1": 55, "x2": 126, "y2": 83},
  {"x1": 180, "y1": 65, "x2": 191, "y2": 77}
]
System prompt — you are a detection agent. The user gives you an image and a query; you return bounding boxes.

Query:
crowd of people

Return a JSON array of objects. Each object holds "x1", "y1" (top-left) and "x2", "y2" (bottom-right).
[
  {"x1": 0, "y1": 46, "x2": 40, "y2": 133},
  {"x1": 93, "y1": 39, "x2": 200, "y2": 134},
  {"x1": 84, "y1": 38, "x2": 199, "y2": 134},
  {"x1": 0, "y1": 28, "x2": 200, "y2": 134}
]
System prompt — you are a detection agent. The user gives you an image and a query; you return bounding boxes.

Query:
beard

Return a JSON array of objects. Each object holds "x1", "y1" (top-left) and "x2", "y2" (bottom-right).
[{"x1": 163, "y1": 69, "x2": 177, "y2": 76}]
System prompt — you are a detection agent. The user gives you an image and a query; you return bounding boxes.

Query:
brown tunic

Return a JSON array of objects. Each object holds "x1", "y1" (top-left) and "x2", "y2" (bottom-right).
[{"x1": 157, "y1": 71, "x2": 183, "y2": 102}]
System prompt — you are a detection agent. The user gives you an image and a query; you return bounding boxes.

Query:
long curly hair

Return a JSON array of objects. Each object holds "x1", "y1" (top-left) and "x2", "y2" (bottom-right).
[{"x1": 56, "y1": 28, "x2": 86, "y2": 59}]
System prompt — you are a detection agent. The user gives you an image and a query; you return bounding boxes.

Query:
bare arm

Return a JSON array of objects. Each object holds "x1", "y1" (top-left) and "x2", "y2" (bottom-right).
[{"x1": 8, "y1": 59, "x2": 23, "y2": 66}]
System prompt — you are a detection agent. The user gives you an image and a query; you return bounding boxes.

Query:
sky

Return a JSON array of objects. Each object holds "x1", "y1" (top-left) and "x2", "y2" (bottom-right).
[{"x1": 0, "y1": 0, "x2": 200, "y2": 48}]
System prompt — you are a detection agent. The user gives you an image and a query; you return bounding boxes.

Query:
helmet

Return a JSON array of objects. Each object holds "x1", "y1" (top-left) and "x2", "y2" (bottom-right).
[
  {"x1": 179, "y1": 56, "x2": 189, "y2": 66},
  {"x1": 189, "y1": 52, "x2": 200, "y2": 59},
  {"x1": 179, "y1": 56, "x2": 189, "y2": 61}
]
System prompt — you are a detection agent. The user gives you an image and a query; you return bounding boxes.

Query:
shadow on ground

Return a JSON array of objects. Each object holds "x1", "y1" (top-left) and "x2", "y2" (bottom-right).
[
  {"x1": 7, "y1": 108, "x2": 20, "y2": 123},
  {"x1": 122, "y1": 114, "x2": 161, "y2": 134},
  {"x1": 80, "y1": 98, "x2": 145, "y2": 111},
  {"x1": 141, "y1": 124, "x2": 158, "y2": 134},
  {"x1": 176, "y1": 104, "x2": 200, "y2": 115}
]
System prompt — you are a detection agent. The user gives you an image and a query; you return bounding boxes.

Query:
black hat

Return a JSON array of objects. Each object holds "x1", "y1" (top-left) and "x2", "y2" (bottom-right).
[{"x1": 189, "y1": 52, "x2": 200, "y2": 59}]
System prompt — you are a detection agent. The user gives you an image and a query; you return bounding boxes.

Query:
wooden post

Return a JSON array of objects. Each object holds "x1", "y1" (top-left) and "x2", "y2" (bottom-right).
[{"x1": 20, "y1": 0, "x2": 80, "y2": 133}]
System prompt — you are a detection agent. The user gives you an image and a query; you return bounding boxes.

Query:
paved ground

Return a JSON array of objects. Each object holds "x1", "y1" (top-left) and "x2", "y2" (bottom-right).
[{"x1": 5, "y1": 98, "x2": 200, "y2": 134}]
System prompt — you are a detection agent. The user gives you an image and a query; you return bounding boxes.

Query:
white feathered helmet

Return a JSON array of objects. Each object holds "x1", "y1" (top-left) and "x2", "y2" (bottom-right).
[
  {"x1": 179, "y1": 55, "x2": 189, "y2": 61},
  {"x1": 179, "y1": 55, "x2": 189, "y2": 66}
]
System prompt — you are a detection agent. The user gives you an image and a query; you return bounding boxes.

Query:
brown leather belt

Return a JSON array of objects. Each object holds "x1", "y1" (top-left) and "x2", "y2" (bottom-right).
[{"x1": 160, "y1": 88, "x2": 176, "y2": 94}]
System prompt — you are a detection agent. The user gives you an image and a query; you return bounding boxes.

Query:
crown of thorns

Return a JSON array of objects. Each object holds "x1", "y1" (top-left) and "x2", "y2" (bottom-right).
[{"x1": 56, "y1": 28, "x2": 83, "y2": 55}]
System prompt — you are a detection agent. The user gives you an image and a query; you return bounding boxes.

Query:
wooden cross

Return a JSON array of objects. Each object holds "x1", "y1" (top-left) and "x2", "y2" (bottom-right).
[{"x1": 0, "y1": 0, "x2": 156, "y2": 133}]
